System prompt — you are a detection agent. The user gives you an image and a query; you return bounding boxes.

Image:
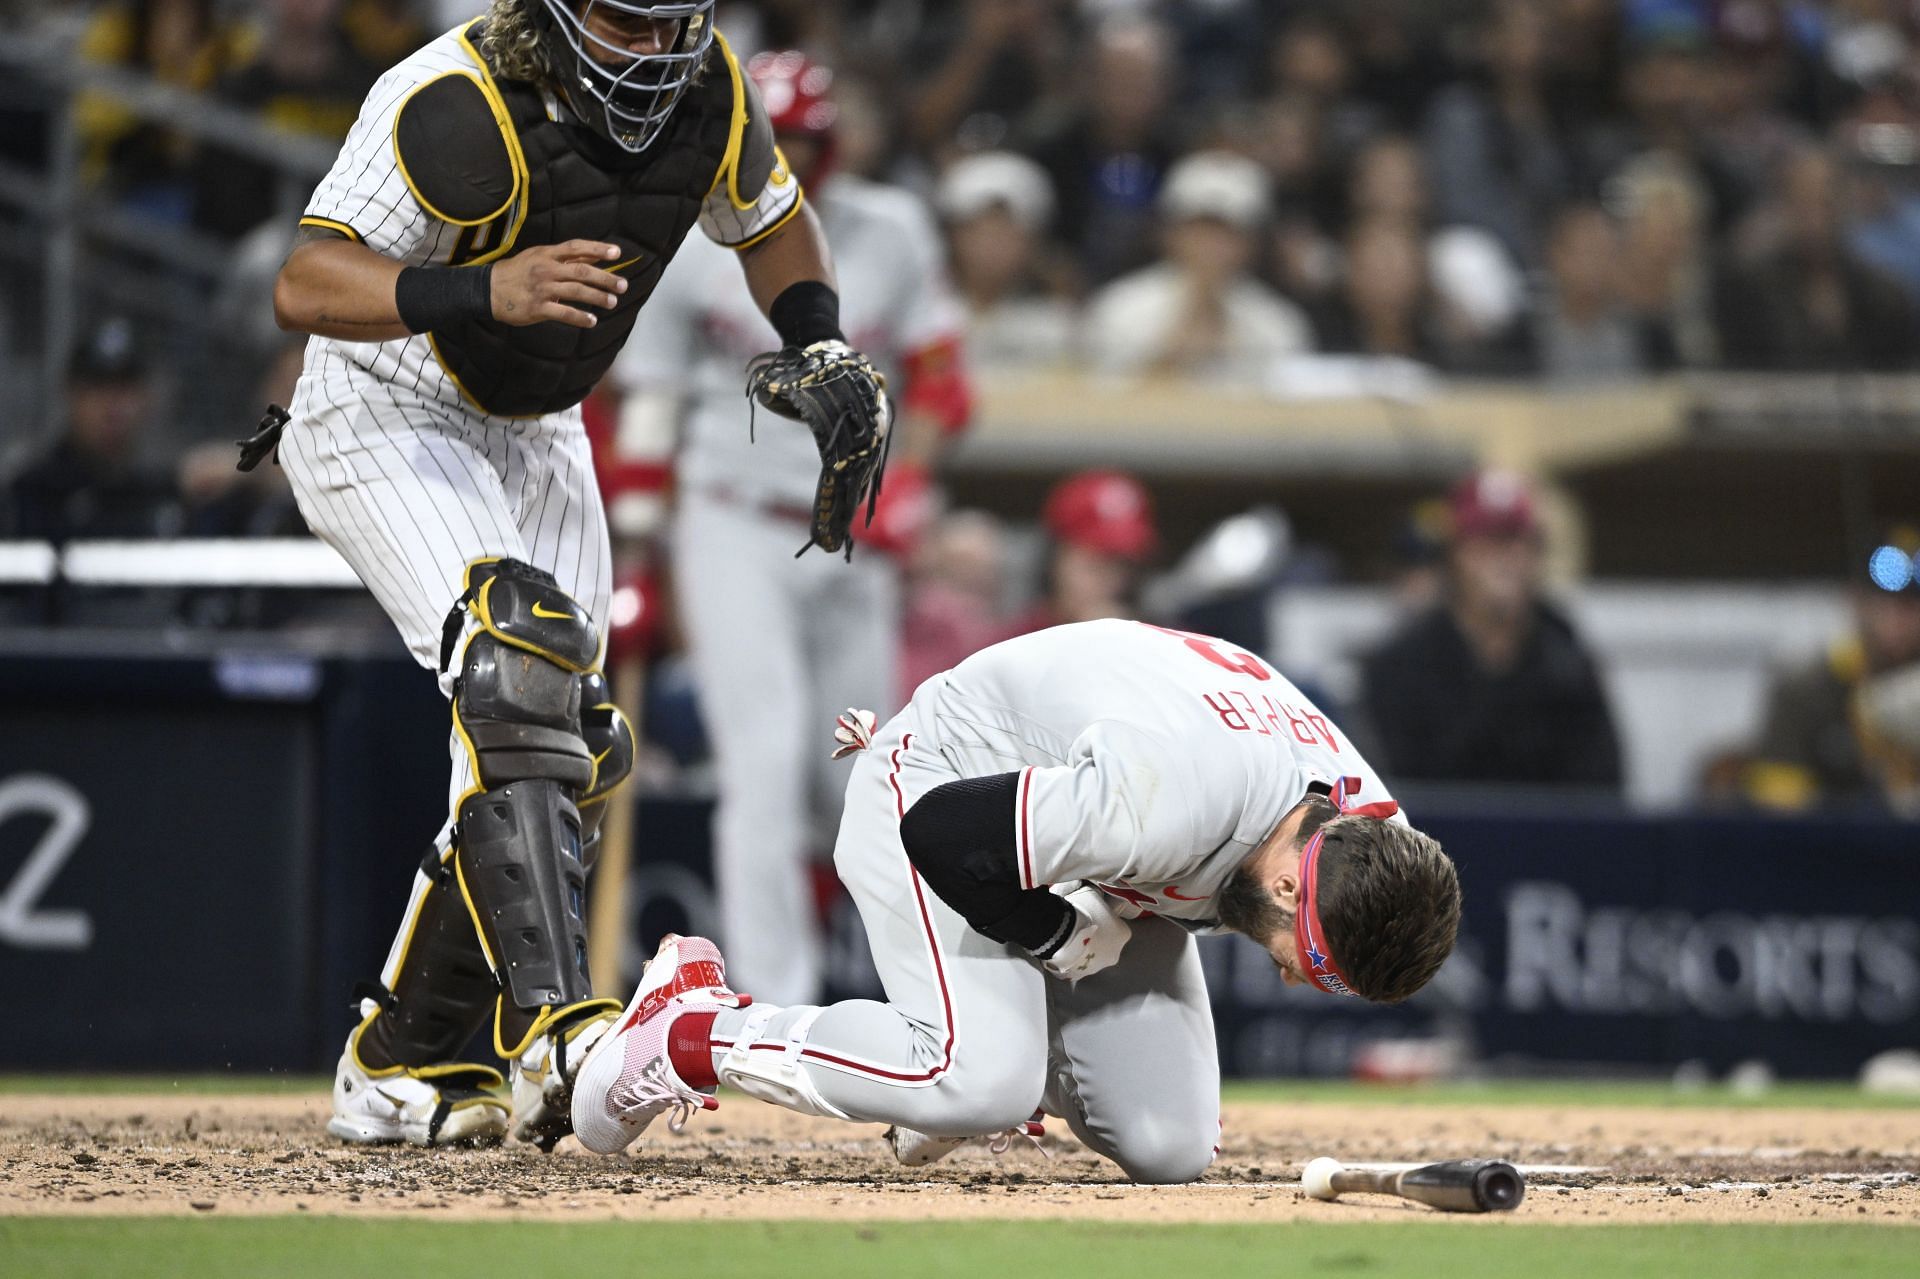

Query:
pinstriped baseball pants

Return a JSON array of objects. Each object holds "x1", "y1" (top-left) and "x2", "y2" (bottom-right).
[{"x1": 283, "y1": 351, "x2": 614, "y2": 1011}]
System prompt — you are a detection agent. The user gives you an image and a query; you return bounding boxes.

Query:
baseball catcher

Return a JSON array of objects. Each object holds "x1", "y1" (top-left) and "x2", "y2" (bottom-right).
[{"x1": 268, "y1": 0, "x2": 886, "y2": 1150}]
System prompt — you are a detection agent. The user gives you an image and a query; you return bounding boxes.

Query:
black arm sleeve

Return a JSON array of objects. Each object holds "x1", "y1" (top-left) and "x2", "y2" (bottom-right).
[{"x1": 899, "y1": 772, "x2": 1075, "y2": 955}]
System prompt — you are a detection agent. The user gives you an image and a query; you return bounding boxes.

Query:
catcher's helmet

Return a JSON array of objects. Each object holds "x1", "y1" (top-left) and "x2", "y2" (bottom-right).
[
  {"x1": 532, "y1": 1, "x2": 715, "y2": 154},
  {"x1": 745, "y1": 49, "x2": 837, "y2": 180}
]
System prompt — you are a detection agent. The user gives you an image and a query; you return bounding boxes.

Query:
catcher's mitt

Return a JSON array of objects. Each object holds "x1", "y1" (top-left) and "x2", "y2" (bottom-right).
[{"x1": 744, "y1": 340, "x2": 893, "y2": 559}]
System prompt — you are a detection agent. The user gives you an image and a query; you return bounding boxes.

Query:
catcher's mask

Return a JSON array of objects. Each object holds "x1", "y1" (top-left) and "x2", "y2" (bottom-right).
[{"x1": 533, "y1": 0, "x2": 715, "y2": 154}]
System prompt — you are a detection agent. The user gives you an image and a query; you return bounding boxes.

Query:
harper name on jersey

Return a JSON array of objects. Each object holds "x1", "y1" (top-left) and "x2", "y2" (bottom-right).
[{"x1": 923, "y1": 618, "x2": 1406, "y2": 927}]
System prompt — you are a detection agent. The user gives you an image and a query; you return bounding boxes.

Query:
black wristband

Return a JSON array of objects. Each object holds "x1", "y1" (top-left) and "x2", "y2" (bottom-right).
[
  {"x1": 768, "y1": 279, "x2": 844, "y2": 348},
  {"x1": 394, "y1": 264, "x2": 494, "y2": 335},
  {"x1": 1025, "y1": 900, "x2": 1079, "y2": 959}
]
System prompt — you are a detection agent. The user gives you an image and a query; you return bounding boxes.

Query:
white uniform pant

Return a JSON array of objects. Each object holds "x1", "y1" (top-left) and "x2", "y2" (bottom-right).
[
  {"x1": 282, "y1": 356, "x2": 613, "y2": 1008},
  {"x1": 708, "y1": 702, "x2": 1221, "y2": 1185},
  {"x1": 673, "y1": 488, "x2": 899, "y2": 1006}
]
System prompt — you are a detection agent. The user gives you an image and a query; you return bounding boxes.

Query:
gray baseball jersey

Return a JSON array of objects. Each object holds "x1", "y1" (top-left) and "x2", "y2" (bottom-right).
[{"x1": 701, "y1": 620, "x2": 1400, "y2": 1181}]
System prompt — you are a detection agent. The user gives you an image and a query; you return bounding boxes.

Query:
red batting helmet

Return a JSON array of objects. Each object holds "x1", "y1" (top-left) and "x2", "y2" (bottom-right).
[{"x1": 746, "y1": 49, "x2": 838, "y2": 179}]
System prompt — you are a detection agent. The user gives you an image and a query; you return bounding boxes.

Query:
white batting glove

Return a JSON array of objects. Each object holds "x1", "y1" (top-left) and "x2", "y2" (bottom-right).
[
  {"x1": 1038, "y1": 882, "x2": 1132, "y2": 983},
  {"x1": 831, "y1": 707, "x2": 877, "y2": 760}
]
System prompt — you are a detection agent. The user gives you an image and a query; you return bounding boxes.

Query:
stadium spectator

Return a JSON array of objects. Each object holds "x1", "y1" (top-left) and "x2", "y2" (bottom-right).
[
  {"x1": 1313, "y1": 216, "x2": 1448, "y2": 367},
  {"x1": 1010, "y1": 469, "x2": 1157, "y2": 634},
  {"x1": 1530, "y1": 202, "x2": 1670, "y2": 381},
  {"x1": 74, "y1": 0, "x2": 250, "y2": 217},
  {"x1": 903, "y1": 0, "x2": 1073, "y2": 157},
  {"x1": 1716, "y1": 145, "x2": 1918, "y2": 370},
  {"x1": 1842, "y1": 126, "x2": 1920, "y2": 310},
  {"x1": 175, "y1": 337, "x2": 305, "y2": 539},
  {"x1": 1421, "y1": 0, "x2": 1574, "y2": 268},
  {"x1": 1342, "y1": 133, "x2": 1530, "y2": 368},
  {"x1": 899, "y1": 508, "x2": 1011, "y2": 699},
  {"x1": 1084, "y1": 150, "x2": 1312, "y2": 385},
  {"x1": 1361, "y1": 470, "x2": 1623, "y2": 791},
  {"x1": 1610, "y1": 151, "x2": 1719, "y2": 366},
  {"x1": 1024, "y1": 15, "x2": 1182, "y2": 286},
  {"x1": 4, "y1": 319, "x2": 180, "y2": 544},
  {"x1": 937, "y1": 150, "x2": 1075, "y2": 372},
  {"x1": 1745, "y1": 527, "x2": 1920, "y2": 812},
  {"x1": 1262, "y1": 10, "x2": 1382, "y2": 164},
  {"x1": 338, "y1": 0, "x2": 426, "y2": 66},
  {"x1": 192, "y1": 0, "x2": 381, "y2": 239}
]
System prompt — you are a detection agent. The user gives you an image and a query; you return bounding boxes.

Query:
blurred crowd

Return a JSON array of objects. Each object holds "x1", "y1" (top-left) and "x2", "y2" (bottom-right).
[
  {"x1": 4, "y1": 0, "x2": 1920, "y2": 814},
  {"x1": 17, "y1": 0, "x2": 1920, "y2": 384}
]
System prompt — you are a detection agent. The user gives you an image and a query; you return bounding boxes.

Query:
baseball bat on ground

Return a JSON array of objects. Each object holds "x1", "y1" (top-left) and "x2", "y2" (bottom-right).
[{"x1": 1301, "y1": 1158, "x2": 1526, "y2": 1213}]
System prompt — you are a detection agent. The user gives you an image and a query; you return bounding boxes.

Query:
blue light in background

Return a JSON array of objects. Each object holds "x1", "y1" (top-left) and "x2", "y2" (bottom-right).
[{"x1": 1867, "y1": 545, "x2": 1916, "y2": 592}]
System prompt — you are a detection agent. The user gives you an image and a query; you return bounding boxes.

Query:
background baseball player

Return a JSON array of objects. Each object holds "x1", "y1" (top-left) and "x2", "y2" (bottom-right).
[
  {"x1": 568, "y1": 619, "x2": 1462, "y2": 1182},
  {"x1": 268, "y1": 0, "x2": 889, "y2": 1149},
  {"x1": 612, "y1": 49, "x2": 972, "y2": 1007}
]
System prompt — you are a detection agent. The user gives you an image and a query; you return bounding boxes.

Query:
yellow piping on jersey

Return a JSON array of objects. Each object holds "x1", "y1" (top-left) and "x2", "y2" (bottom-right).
[
  {"x1": 726, "y1": 180, "x2": 805, "y2": 252},
  {"x1": 708, "y1": 30, "x2": 761, "y2": 213},
  {"x1": 298, "y1": 215, "x2": 364, "y2": 242},
  {"x1": 391, "y1": 70, "x2": 520, "y2": 228}
]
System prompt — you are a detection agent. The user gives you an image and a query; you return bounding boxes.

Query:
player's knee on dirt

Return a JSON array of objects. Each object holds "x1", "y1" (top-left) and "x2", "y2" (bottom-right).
[
  {"x1": 443, "y1": 559, "x2": 604, "y2": 1032},
  {"x1": 576, "y1": 671, "x2": 636, "y2": 863},
  {"x1": 1096, "y1": 1115, "x2": 1218, "y2": 1186}
]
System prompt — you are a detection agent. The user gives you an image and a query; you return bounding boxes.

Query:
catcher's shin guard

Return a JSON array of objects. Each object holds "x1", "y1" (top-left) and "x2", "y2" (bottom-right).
[
  {"x1": 576, "y1": 670, "x2": 636, "y2": 858},
  {"x1": 354, "y1": 850, "x2": 500, "y2": 1072},
  {"x1": 443, "y1": 558, "x2": 604, "y2": 1052}
]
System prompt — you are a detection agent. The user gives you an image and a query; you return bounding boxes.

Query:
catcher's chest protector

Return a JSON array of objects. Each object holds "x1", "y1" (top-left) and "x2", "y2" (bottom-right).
[{"x1": 426, "y1": 23, "x2": 736, "y2": 418}]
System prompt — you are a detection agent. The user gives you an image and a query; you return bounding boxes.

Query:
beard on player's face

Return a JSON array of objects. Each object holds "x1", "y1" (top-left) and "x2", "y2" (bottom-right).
[{"x1": 1219, "y1": 857, "x2": 1292, "y2": 953}]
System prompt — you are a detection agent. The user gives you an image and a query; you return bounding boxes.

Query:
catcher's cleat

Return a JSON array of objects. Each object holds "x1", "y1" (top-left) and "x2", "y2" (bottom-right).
[
  {"x1": 508, "y1": 999, "x2": 623, "y2": 1150},
  {"x1": 884, "y1": 1111, "x2": 1049, "y2": 1167},
  {"x1": 326, "y1": 1041, "x2": 508, "y2": 1147},
  {"x1": 570, "y1": 934, "x2": 745, "y2": 1155}
]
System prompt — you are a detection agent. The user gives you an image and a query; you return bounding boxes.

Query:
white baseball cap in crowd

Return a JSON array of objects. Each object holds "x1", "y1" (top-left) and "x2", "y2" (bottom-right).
[
  {"x1": 1159, "y1": 150, "x2": 1272, "y2": 230},
  {"x1": 937, "y1": 152, "x2": 1057, "y2": 234}
]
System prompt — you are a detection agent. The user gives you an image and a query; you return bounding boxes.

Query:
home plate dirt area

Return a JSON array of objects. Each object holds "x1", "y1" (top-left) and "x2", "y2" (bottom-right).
[{"x1": 2, "y1": 1091, "x2": 1914, "y2": 1225}]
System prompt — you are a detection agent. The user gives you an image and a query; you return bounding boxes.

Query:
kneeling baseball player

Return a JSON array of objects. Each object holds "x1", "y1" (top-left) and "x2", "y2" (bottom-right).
[{"x1": 568, "y1": 619, "x2": 1462, "y2": 1183}]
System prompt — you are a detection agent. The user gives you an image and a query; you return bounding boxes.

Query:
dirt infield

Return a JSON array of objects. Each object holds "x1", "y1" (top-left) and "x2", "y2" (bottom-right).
[{"x1": 2, "y1": 1091, "x2": 1914, "y2": 1225}]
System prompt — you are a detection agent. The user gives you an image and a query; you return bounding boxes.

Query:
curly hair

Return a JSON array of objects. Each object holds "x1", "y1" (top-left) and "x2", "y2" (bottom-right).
[{"x1": 478, "y1": 0, "x2": 552, "y2": 83}]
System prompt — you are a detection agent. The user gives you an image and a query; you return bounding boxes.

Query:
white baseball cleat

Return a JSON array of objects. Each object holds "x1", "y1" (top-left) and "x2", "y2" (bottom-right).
[
  {"x1": 570, "y1": 934, "x2": 745, "y2": 1155},
  {"x1": 884, "y1": 1111, "x2": 1049, "y2": 1166},
  {"x1": 508, "y1": 1000, "x2": 622, "y2": 1150},
  {"x1": 326, "y1": 1042, "x2": 508, "y2": 1147}
]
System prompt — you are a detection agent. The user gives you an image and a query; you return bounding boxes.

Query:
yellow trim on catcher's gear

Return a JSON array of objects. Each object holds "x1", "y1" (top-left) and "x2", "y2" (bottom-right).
[
  {"x1": 452, "y1": 19, "x2": 530, "y2": 264},
  {"x1": 472, "y1": 576, "x2": 595, "y2": 673},
  {"x1": 428, "y1": 332, "x2": 550, "y2": 421},
  {"x1": 418, "y1": 22, "x2": 541, "y2": 420},
  {"x1": 580, "y1": 701, "x2": 634, "y2": 804},
  {"x1": 346, "y1": 1011, "x2": 410, "y2": 1079},
  {"x1": 707, "y1": 30, "x2": 755, "y2": 211},
  {"x1": 494, "y1": 996, "x2": 621, "y2": 1061},
  {"x1": 391, "y1": 70, "x2": 520, "y2": 228},
  {"x1": 298, "y1": 215, "x2": 363, "y2": 242},
  {"x1": 726, "y1": 182, "x2": 805, "y2": 252},
  {"x1": 452, "y1": 845, "x2": 501, "y2": 973}
]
